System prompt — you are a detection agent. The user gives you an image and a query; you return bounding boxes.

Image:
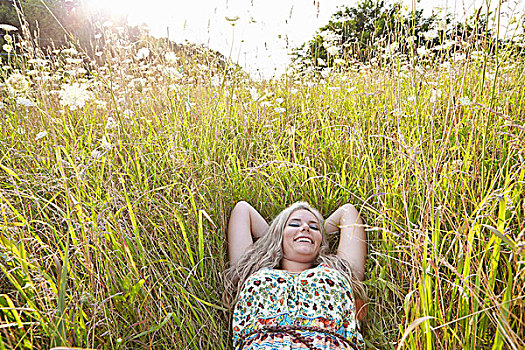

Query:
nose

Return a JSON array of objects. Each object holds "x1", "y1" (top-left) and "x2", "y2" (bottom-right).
[{"x1": 300, "y1": 222, "x2": 310, "y2": 231}]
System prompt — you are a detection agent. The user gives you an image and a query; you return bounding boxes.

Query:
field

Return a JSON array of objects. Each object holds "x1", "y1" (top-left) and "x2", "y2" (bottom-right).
[{"x1": 0, "y1": 14, "x2": 524, "y2": 350}]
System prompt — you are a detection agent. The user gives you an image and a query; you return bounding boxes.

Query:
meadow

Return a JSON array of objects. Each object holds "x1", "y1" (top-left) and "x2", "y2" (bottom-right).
[{"x1": 0, "y1": 12, "x2": 524, "y2": 350}]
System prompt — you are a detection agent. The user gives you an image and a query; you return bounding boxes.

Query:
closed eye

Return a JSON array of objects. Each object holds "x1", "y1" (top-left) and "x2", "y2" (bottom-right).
[{"x1": 309, "y1": 225, "x2": 319, "y2": 230}]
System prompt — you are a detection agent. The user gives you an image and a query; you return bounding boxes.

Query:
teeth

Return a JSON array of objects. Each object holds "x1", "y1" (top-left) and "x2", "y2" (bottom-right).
[{"x1": 296, "y1": 238, "x2": 312, "y2": 243}]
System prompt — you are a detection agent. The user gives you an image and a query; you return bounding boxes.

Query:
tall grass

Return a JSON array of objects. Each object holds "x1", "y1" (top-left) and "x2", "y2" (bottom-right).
[{"x1": 0, "y1": 8, "x2": 524, "y2": 350}]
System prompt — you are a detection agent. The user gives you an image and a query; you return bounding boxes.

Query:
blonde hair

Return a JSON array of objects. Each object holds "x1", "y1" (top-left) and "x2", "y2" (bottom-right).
[{"x1": 224, "y1": 201, "x2": 367, "y2": 309}]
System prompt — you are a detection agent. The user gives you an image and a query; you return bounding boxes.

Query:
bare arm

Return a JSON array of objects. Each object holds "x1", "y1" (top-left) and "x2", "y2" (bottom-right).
[
  {"x1": 227, "y1": 201, "x2": 269, "y2": 266},
  {"x1": 325, "y1": 203, "x2": 367, "y2": 320}
]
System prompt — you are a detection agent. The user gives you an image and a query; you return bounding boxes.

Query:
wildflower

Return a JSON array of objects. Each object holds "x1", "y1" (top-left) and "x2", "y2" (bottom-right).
[
  {"x1": 225, "y1": 15, "x2": 240, "y2": 24},
  {"x1": 406, "y1": 95, "x2": 416, "y2": 102},
  {"x1": 16, "y1": 127, "x2": 24, "y2": 134},
  {"x1": 406, "y1": 35, "x2": 416, "y2": 45},
  {"x1": 275, "y1": 97, "x2": 284, "y2": 104},
  {"x1": 58, "y1": 83, "x2": 92, "y2": 110},
  {"x1": 453, "y1": 53, "x2": 466, "y2": 61},
  {"x1": 164, "y1": 52, "x2": 178, "y2": 64},
  {"x1": 4, "y1": 34, "x2": 12, "y2": 43},
  {"x1": 0, "y1": 24, "x2": 17, "y2": 32},
  {"x1": 319, "y1": 30, "x2": 338, "y2": 42},
  {"x1": 95, "y1": 51, "x2": 104, "y2": 57},
  {"x1": 2, "y1": 44, "x2": 12, "y2": 52},
  {"x1": 105, "y1": 116, "x2": 117, "y2": 130},
  {"x1": 326, "y1": 46, "x2": 340, "y2": 56},
  {"x1": 130, "y1": 78, "x2": 147, "y2": 92},
  {"x1": 35, "y1": 130, "x2": 47, "y2": 141},
  {"x1": 274, "y1": 107, "x2": 286, "y2": 113},
  {"x1": 135, "y1": 47, "x2": 150, "y2": 60},
  {"x1": 101, "y1": 136, "x2": 112, "y2": 150},
  {"x1": 61, "y1": 48, "x2": 78, "y2": 55},
  {"x1": 249, "y1": 87, "x2": 260, "y2": 101},
  {"x1": 422, "y1": 29, "x2": 439, "y2": 40},
  {"x1": 430, "y1": 89, "x2": 442, "y2": 103},
  {"x1": 91, "y1": 149, "x2": 102, "y2": 159},
  {"x1": 66, "y1": 58, "x2": 83, "y2": 64},
  {"x1": 28, "y1": 58, "x2": 48, "y2": 66},
  {"x1": 347, "y1": 86, "x2": 356, "y2": 93},
  {"x1": 94, "y1": 33, "x2": 102, "y2": 39},
  {"x1": 168, "y1": 84, "x2": 181, "y2": 92},
  {"x1": 164, "y1": 67, "x2": 183, "y2": 80},
  {"x1": 459, "y1": 96, "x2": 473, "y2": 106},
  {"x1": 416, "y1": 47, "x2": 429, "y2": 56},
  {"x1": 6, "y1": 73, "x2": 30, "y2": 93},
  {"x1": 210, "y1": 75, "x2": 221, "y2": 87},
  {"x1": 317, "y1": 58, "x2": 327, "y2": 66},
  {"x1": 334, "y1": 58, "x2": 346, "y2": 65},
  {"x1": 16, "y1": 97, "x2": 35, "y2": 107},
  {"x1": 260, "y1": 101, "x2": 271, "y2": 107}
]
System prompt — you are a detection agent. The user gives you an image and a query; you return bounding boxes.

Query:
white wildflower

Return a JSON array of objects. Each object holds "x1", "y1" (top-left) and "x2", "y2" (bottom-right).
[
  {"x1": 334, "y1": 58, "x2": 346, "y2": 65},
  {"x1": 16, "y1": 127, "x2": 24, "y2": 134},
  {"x1": 58, "y1": 83, "x2": 92, "y2": 110},
  {"x1": 28, "y1": 58, "x2": 48, "y2": 66},
  {"x1": 0, "y1": 24, "x2": 18, "y2": 32},
  {"x1": 94, "y1": 33, "x2": 102, "y2": 39},
  {"x1": 61, "y1": 48, "x2": 78, "y2": 56},
  {"x1": 385, "y1": 42, "x2": 399, "y2": 55},
  {"x1": 347, "y1": 86, "x2": 356, "y2": 93},
  {"x1": 91, "y1": 149, "x2": 102, "y2": 159},
  {"x1": 422, "y1": 29, "x2": 439, "y2": 40},
  {"x1": 249, "y1": 87, "x2": 260, "y2": 101},
  {"x1": 16, "y1": 96, "x2": 35, "y2": 107},
  {"x1": 210, "y1": 75, "x2": 221, "y2": 87},
  {"x1": 225, "y1": 15, "x2": 240, "y2": 24},
  {"x1": 406, "y1": 95, "x2": 416, "y2": 102},
  {"x1": 130, "y1": 77, "x2": 147, "y2": 92},
  {"x1": 65, "y1": 58, "x2": 83, "y2": 64},
  {"x1": 459, "y1": 96, "x2": 473, "y2": 106},
  {"x1": 35, "y1": 130, "x2": 47, "y2": 141},
  {"x1": 260, "y1": 101, "x2": 271, "y2": 107},
  {"x1": 453, "y1": 53, "x2": 466, "y2": 61},
  {"x1": 164, "y1": 67, "x2": 183, "y2": 80},
  {"x1": 105, "y1": 116, "x2": 117, "y2": 130},
  {"x1": 326, "y1": 46, "x2": 340, "y2": 56},
  {"x1": 275, "y1": 97, "x2": 284, "y2": 104},
  {"x1": 4, "y1": 34, "x2": 12, "y2": 43},
  {"x1": 290, "y1": 88, "x2": 298, "y2": 94},
  {"x1": 164, "y1": 51, "x2": 178, "y2": 64},
  {"x1": 430, "y1": 89, "x2": 442, "y2": 103},
  {"x1": 417, "y1": 47, "x2": 429, "y2": 56},
  {"x1": 168, "y1": 84, "x2": 181, "y2": 92},
  {"x1": 2, "y1": 44, "x2": 12, "y2": 52},
  {"x1": 6, "y1": 73, "x2": 29, "y2": 93},
  {"x1": 101, "y1": 136, "x2": 112, "y2": 150},
  {"x1": 274, "y1": 107, "x2": 286, "y2": 113},
  {"x1": 406, "y1": 36, "x2": 416, "y2": 45},
  {"x1": 135, "y1": 47, "x2": 150, "y2": 60},
  {"x1": 317, "y1": 58, "x2": 327, "y2": 66},
  {"x1": 95, "y1": 51, "x2": 104, "y2": 57}
]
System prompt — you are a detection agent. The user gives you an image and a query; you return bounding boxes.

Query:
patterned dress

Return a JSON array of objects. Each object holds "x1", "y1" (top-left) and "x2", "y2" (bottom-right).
[{"x1": 232, "y1": 263, "x2": 364, "y2": 349}]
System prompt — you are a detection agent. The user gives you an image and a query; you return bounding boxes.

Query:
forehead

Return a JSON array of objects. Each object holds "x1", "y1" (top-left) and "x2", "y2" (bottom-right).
[{"x1": 287, "y1": 209, "x2": 318, "y2": 223}]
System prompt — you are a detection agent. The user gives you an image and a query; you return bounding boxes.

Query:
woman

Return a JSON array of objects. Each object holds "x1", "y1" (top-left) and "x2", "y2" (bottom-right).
[{"x1": 225, "y1": 201, "x2": 368, "y2": 350}]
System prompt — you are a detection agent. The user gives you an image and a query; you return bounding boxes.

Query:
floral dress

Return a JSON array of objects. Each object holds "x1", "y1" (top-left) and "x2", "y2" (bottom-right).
[{"x1": 232, "y1": 263, "x2": 364, "y2": 349}]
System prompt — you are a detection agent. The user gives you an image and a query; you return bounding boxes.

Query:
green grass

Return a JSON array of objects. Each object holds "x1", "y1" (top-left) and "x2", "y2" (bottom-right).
[{"x1": 0, "y1": 17, "x2": 524, "y2": 350}]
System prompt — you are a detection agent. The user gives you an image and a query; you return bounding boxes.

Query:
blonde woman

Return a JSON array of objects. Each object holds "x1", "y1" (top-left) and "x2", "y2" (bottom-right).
[{"x1": 225, "y1": 201, "x2": 367, "y2": 350}]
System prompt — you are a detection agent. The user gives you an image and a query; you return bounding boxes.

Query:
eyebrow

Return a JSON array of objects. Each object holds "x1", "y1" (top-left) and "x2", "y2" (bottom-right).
[{"x1": 289, "y1": 217, "x2": 319, "y2": 224}]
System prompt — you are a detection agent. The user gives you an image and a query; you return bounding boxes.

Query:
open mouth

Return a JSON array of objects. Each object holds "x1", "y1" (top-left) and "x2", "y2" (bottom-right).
[{"x1": 294, "y1": 236, "x2": 313, "y2": 244}]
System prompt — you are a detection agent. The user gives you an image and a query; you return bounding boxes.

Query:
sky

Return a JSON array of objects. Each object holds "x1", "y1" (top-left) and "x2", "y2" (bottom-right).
[{"x1": 85, "y1": 0, "x2": 525, "y2": 79}]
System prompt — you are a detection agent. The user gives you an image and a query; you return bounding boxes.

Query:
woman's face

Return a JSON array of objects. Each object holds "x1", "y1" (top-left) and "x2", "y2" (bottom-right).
[{"x1": 282, "y1": 209, "x2": 323, "y2": 264}]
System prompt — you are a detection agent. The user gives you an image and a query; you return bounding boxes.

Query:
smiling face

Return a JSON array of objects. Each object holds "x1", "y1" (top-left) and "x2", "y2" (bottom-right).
[{"x1": 282, "y1": 209, "x2": 323, "y2": 266}]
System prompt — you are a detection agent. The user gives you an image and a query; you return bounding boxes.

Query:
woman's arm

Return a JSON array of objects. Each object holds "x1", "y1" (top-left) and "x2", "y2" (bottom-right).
[
  {"x1": 325, "y1": 203, "x2": 368, "y2": 320},
  {"x1": 227, "y1": 201, "x2": 269, "y2": 266}
]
